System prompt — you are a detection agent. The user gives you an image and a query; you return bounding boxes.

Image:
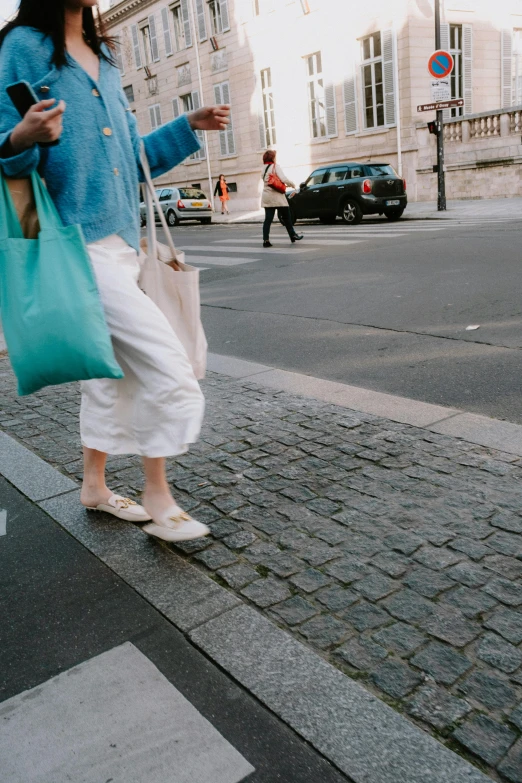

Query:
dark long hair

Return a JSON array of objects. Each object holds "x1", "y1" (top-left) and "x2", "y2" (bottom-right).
[{"x1": 0, "y1": 1, "x2": 115, "y2": 67}]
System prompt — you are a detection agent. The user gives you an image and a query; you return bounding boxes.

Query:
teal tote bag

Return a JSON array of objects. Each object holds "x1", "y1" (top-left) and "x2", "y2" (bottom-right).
[{"x1": 0, "y1": 171, "x2": 123, "y2": 396}]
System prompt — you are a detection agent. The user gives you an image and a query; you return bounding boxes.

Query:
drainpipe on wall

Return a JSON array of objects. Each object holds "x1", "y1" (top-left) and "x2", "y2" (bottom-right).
[
  {"x1": 189, "y1": 0, "x2": 215, "y2": 210},
  {"x1": 393, "y1": 22, "x2": 403, "y2": 177}
]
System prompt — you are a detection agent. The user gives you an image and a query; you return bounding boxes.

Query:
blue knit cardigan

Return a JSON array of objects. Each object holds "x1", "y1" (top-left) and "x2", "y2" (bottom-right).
[{"x1": 0, "y1": 26, "x2": 200, "y2": 251}]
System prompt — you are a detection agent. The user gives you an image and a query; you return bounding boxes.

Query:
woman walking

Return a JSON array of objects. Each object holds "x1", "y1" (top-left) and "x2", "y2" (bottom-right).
[
  {"x1": 0, "y1": 0, "x2": 230, "y2": 543},
  {"x1": 214, "y1": 173, "x2": 230, "y2": 215},
  {"x1": 261, "y1": 150, "x2": 303, "y2": 248}
]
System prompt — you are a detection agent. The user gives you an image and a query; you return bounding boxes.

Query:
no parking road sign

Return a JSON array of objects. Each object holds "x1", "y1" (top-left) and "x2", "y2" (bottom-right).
[{"x1": 428, "y1": 50, "x2": 454, "y2": 79}]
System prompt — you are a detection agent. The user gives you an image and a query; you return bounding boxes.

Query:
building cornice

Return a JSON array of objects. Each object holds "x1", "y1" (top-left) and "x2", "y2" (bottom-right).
[{"x1": 102, "y1": 0, "x2": 158, "y2": 28}]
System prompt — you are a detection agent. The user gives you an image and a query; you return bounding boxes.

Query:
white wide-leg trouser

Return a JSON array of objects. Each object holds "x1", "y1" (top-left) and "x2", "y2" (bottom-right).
[{"x1": 80, "y1": 235, "x2": 205, "y2": 458}]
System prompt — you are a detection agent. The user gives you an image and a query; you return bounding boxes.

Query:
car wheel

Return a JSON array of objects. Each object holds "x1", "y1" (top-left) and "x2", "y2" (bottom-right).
[
  {"x1": 167, "y1": 210, "x2": 179, "y2": 227},
  {"x1": 341, "y1": 199, "x2": 363, "y2": 225},
  {"x1": 319, "y1": 213, "x2": 337, "y2": 224},
  {"x1": 384, "y1": 208, "x2": 405, "y2": 221},
  {"x1": 200, "y1": 217, "x2": 212, "y2": 224}
]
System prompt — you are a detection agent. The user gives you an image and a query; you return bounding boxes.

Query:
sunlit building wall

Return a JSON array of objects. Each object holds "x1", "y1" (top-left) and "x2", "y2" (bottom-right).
[{"x1": 102, "y1": 0, "x2": 522, "y2": 207}]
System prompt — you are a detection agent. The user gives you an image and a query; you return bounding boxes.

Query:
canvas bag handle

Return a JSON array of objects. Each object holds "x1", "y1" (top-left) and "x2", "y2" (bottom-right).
[{"x1": 140, "y1": 144, "x2": 181, "y2": 264}]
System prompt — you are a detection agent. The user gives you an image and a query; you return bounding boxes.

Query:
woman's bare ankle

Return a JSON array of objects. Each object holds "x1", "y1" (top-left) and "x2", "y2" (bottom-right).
[{"x1": 80, "y1": 483, "x2": 112, "y2": 508}]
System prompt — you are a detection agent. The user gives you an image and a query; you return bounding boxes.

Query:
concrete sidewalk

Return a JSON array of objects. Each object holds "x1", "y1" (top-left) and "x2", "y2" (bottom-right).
[
  {"x1": 1, "y1": 353, "x2": 521, "y2": 783},
  {"x1": 212, "y1": 196, "x2": 522, "y2": 224}
]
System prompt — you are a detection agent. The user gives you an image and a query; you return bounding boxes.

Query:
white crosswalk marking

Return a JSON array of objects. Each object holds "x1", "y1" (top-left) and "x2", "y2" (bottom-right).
[
  {"x1": 182, "y1": 245, "x2": 313, "y2": 254},
  {"x1": 188, "y1": 255, "x2": 260, "y2": 266},
  {"x1": 214, "y1": 238, "x2": 364, "y2": 246}
]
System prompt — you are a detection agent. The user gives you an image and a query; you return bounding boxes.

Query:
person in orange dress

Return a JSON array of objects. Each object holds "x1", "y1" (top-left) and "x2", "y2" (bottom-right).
[{"x1": 214, "y1": 174, "x2": 230, "y2": 215}]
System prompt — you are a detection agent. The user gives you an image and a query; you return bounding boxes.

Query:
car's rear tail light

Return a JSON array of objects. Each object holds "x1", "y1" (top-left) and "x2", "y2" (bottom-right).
[
  {"x1": 362, "y1": 179, "x2": 372, "y2": 194},
  {"x1": 402, "y1": 178, "x2": 407, "y2": 191},
  {"x1": 177, "y1": 199, "x2": 185, "y2": 209}
]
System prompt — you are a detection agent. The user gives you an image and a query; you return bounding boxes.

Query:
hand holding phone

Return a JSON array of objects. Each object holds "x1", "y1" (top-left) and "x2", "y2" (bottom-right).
[{"x1": 6, "y1": 81, "x2": 64, "y2": 149}]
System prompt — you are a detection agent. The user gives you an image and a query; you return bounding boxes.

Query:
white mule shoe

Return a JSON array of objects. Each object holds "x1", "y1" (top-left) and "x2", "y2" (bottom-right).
[
  {"x1": 86, "y1": 494, "x2": 152, "y2": 523},
  {"x1": 142, "y1": 506, "x2": 210, "y2": 542}
]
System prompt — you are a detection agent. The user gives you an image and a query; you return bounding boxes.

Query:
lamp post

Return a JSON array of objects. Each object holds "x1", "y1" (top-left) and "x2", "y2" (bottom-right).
[
  {"x1": 189, "y1": 0, "x2": 215, "y2": 210},
  {"x1": 435, "y1": 0, "x2": 446, "y2": 210}
]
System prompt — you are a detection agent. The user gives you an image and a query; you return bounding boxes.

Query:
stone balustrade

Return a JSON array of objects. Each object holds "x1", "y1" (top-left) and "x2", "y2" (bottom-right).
[{"x1": 442, "y1": 106, "x2": 522, "y2": 143}]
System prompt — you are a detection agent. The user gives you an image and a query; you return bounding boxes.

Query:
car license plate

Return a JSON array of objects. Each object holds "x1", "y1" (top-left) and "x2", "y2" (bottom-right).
[
  {"x1": 192, "y1": 201, "x2": 203, "y2": 207},
  {"x1": 386, "y1": 200, "x2": 400, "y2": 206}
]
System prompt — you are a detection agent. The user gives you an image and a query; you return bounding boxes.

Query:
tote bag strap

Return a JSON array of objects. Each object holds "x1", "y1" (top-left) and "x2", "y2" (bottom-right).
[
  {"x1": 140, "y1": 143, "x2": 180, "y2": 263},
  {"x1": 30, "y1": 170, "x2": 62, "y2": 231},
  {"x1": 0, "y1": 172, "x2": 24, "y2": 240}
]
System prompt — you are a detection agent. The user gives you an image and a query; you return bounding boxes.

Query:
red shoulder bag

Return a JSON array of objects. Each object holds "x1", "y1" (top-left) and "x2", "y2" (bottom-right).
[{"x1": 265, "y1": 164, "x2": 287, "y2": 194}]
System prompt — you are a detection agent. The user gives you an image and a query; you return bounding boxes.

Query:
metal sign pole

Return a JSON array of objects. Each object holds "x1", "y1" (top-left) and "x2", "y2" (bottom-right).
[{"x1": 435, "y1": 0, "x2": 446, "y2": 210}]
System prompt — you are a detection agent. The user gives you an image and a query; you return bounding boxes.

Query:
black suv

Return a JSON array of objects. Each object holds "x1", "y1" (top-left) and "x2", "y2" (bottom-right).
[{"x1": 287, "y1": 162, "x2": 407, "y2": 225}]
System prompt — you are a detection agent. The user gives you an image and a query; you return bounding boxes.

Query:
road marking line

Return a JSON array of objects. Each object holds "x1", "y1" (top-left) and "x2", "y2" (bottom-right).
[
  {"x1": 213, "y1": 238, "x2": 363, "y2": 246},
  {"x1": 182, "y1": 245, "x2": 313, "y2": 254},
  {"x1": 0, "y1": 509, "x2": 6, "y2": 536},
  {"x1": 187, "y1": 255, "x2": 260, "y2": 266}
]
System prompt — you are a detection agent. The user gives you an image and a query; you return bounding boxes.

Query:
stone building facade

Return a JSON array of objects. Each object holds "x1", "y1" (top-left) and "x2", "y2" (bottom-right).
[{"x1": 101, "y1": 0, "x2": 522, "y2": 208}]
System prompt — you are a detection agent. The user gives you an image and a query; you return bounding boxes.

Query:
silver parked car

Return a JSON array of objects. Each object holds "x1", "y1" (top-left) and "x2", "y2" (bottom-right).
[{"x1": 140, "y1": 186, "x2": 212, "y2": 227}]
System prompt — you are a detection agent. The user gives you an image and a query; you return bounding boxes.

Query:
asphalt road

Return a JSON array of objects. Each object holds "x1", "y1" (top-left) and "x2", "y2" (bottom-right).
[{"x1": 163, "y1": 215, "x2": 522, "y2": 423}]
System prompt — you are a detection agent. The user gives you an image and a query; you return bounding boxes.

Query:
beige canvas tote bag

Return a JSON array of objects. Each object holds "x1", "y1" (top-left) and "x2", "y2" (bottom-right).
[{"x1": 138, "y1": 145, "x2": 207, "y2": 380}]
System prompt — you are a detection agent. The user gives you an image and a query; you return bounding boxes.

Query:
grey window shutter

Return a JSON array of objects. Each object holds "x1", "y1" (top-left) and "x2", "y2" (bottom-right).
[
  {"x1": 256, "y1": 72, "x2": 266, "y2": 148},
  {"x1": 220, "y1": 0, "x2": 230, "y2": 32},
  {"x1": 501, "y1": 30, "x2": 513, "y2": 107},
  {"x1": 195, "y1": 0, "x2": 207, "y2": 42},
  {"x1": 382, "y1": 29, "x2": 396, "y2": 126},
  {"x1": 114, "y1": 35, "x2": 124, "y2": 73},
  {"x1": 161, "y1": 8, "x2": 173, "y2": 56},
  {"x1": 191, "y1": 91, "x2": 206, "y2": 158},
  {"x1": 258, "y1": 112, "x2": 266, "y2": 149},
  {"x1": 222, "y1": 82, "x2": 235, "y2": 154},
  {"x1": 440, "y1": 24, "x2": 450, "y2": 120},
  {"x1": 149, "y1": 15, "x2": 160, "y2": 62},
  {"x1": 180, "y1": 0, "x2": 193, "y2": 48},
  {"x1": 131, "y1": 24, "x2": 142, "y2": 69},
  {"x1": 463, "y1": 24, "x2": 473, "y2": 115},
  {"x1": 343, "y1": 70, "x2": 358, "y2": 134},
  {"x1": 149, "y1": 105, "x2": 161, "y2": 130},
  {"x1": 172, "y1": 97, "x2": 180, "y2": 118},
  {"x1": 324, "y1": 83, "x2": 338, "y2": 137}
]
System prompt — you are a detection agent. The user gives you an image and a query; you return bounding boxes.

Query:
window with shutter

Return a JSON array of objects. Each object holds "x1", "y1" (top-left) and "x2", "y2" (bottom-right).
[
  {"x1": 462, "y1": 24, "x2": 473, "y2": 115},
  {"x1": 149, "y1": 103, "x2": 162, "y2": 130},
  {"x1": 148, "y1": 15, "x2": 160, "y2": 62},
  {"x1": 324, "y1": 83, "x2": 338, "y2": 137},
  {"x1": 180, "y1": 0, "x2": 193, "y2": 47},
  {"x1": 209, "y1": 1, "x2": 230, "y2": 35},
  {"x1": 195, "y1": 0, "x2": 208, "y2": 42},
  {"x1": 382, "y1": 29, "x2": 396, "y2": 126},
  {"x1": 360, "y1": 33, "x2": 385, "y2": 128},
  {"x1": 260, "y1": 68, "x2": 276, "y2": 147},
  {"x1": 172, "y1": 97, "x2": 180, "y2": 118},
  {"x1": 161, "y1": 8, "x2": 173, "y2": 56},
  {"x1": 306, "y1": 52, "x2": 327, "y2": 138},
  {"x1": 343, "y1": 70, "x2": 358, "y2": 134},
  {"x1": 214, "y1": 81, "x2": 235, "y2": 155},
  {"x1": 131, "y1": 24, "x2": 142, "y2": 69}
]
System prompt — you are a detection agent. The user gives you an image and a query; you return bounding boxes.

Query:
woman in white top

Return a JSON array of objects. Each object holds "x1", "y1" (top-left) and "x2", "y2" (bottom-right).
[{"x1": 261, "y1": 150, "x2": 303, "y2": 248}]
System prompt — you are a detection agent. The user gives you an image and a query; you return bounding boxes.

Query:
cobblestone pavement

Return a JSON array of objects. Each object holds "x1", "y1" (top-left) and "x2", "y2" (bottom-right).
[{"x1": 1, "y1": 356, "x2": 521, "y2": 782}]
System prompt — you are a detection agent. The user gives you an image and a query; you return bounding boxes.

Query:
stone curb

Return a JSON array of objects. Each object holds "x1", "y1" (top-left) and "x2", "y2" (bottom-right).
[
  {"x1": 207, "y1": 353, "x2": 522, "y2": 457},
  {"x1": 0, "y1": 430, "x2": 493, "y2": 783}
]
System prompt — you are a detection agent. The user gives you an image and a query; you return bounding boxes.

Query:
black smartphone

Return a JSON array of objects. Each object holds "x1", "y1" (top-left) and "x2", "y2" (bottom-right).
[{"x1": 6, "y1": 80, "x2": 59, "y2": 147}]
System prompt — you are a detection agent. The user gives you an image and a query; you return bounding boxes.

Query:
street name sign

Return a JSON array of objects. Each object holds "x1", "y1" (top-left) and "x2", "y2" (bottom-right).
[
  {"x1": 417, "y1": 98, "x2": 463, "y2": 112},
  {"x1": 431, "y1": 78, "x2": 450, "y2": 102},
  {"x1": 428, "y1": 50, "x2": 454, "y2": 78}
]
